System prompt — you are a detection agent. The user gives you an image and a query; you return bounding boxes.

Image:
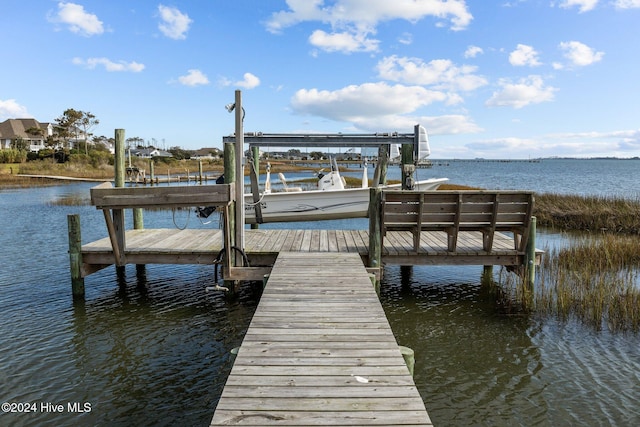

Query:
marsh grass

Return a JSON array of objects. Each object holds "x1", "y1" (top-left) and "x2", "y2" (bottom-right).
[
  {"x1": 535, "y1": 193, "x2": 640, "y2": 234},
  {"x1": 535, "y1": 235, "x2": 640, "y2": 332},
  {"x1": 47, "y1": 194, "x2": 90, "y2": 206}
]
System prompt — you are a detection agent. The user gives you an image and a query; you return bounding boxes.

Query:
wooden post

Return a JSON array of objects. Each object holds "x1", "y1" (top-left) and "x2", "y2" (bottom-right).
[
  {"x1": 198, "y1": 160, "x2": 203, "y2": 183},
  {"x1": 133, "y1": 189, "x2": 144, "y2": 275},
  {"x1": 114, "y1": 129, "x2": 126, "y2": 273},
  {"x1": 368, "y1": 187, "x2": 382, "y2": 269},
  {"x1": 377, "y1": 144, "x2": 389, "y2": 186},
  {"x1": 68, "y1": 214, "x2": 84, "y2": 298},
  {"x1": 234, "y1": 90, "x2": 245, "y2": 256},
  {"x1": 224, "y1": 142, "x2": 236, "y2": 251},
  {"x1": 525, "y1": 216, "x2": 537, "y2": 287},
  {"x1": 401, "y1": 138, "x2": 415, "y2": 190},
  {"x1": 250, "y1": 145, "x2": 262, "y2": 229},
  {"x1": 223, "y1": 142, "x2": 237, "y2": 295},
  {"x1": 149, "y1": 159, "x2": 155, "y2": 184},
  {"x1": 481, "y1": 265, "x2": 494, "y2": 287},
  {"x1": 399, "y1": 346, "x2": 415, "y2": 377}
]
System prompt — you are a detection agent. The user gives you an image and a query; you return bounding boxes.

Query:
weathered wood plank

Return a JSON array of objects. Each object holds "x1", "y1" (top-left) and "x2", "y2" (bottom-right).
[
  {"x1": 211, "y1": 252, "x2": 431, "y2": 426},
  {"x1": 82, "y1": 228, "x2": 539, "y2": 271},
  {"x1": 91, "y1": 182, "x2": 234, "y2": 209},
  {"x1": 211, "y1": 409, "x2": 431, "y2": 426}
]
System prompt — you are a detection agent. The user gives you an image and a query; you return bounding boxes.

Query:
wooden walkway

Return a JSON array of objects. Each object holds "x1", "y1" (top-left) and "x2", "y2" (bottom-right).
[
  {"x1": 210, "y1": 251, "x2": 432, "y2": 426},
  {"x1": 80, "y1": 228, "x2": 538, "y2": 274}
]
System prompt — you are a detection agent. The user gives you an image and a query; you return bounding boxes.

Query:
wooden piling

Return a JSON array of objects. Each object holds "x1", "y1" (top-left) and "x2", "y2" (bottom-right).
[
  {"x1": 376, "y1": 144, "x2": 389, "y2": 186},
  {"x1": 368, "y1": 187, "x2": 382, "y2": 269},
  {"x1": 149, "y1": 159, "x2": 155, "y2": 184},
  {"x1": 482, "y1": 265, "x2": 494, "y2": 286},
  {"x1": 401, "y1": 136, "x2": 416, "y2": 190},
  {"x1": 250, "y1": 146, "x2": 261, "y2": 229},
  {"x1": 68, "y1": 214, "x2": 84, "y2": 298},
  {"x1": 233, "y1": 90, "x2": 245, "y2": 257},
  {"x1": 224, "y1": 142, "x2": 236, "y2": 251},
  {"x1": 525, "y1": 216, "x2": 537, "y2": 286},
  {"x1": 114, "y1": 129, "x2": 126, "y2": 272},
  {"x1": 223, "y1": 142, "x2": 237, "y2": 294},
  {"x1": 399, "y1": 345, "x2": 415, "y2": 377}
]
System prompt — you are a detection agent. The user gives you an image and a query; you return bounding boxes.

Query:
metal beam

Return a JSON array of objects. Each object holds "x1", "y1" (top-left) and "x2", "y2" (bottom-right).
[{"x1": 222, "y1": 130, "x2": 417, "y2": 148}]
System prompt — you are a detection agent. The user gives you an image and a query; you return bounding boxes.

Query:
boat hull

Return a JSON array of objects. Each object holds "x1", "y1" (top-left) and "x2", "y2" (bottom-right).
[{"x1": 244, "y1": 178, "x2": 448, "y2": 223}]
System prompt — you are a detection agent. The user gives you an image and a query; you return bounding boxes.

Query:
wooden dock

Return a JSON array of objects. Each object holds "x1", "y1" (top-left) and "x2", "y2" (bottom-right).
[
  {"x1": 210, "y1": 251, "x2": 432, "y2": 426},
  {"x1": 80, "y1": 227, "x2": 540, "y2": 279}
]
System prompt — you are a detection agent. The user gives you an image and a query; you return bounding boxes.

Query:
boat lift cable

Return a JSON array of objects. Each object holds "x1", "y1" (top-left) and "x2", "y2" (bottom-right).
[
  {"x1": 212, "y1": 246, "x2": 250, "y2": 284},
  {"x1": 245, "y1": 190, "x2": 267, "y2": 206},
  {"x1": 172, "y1": 208, "x2": 191, "y2": 230}
]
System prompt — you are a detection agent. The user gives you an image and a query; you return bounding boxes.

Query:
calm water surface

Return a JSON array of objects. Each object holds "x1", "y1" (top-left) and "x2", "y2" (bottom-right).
[{"x1": 1, "y1": 159, "x2": 639, "y2": 426}]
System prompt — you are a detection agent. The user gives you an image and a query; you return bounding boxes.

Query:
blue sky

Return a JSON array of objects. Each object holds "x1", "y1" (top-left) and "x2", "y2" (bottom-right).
[{"x1": 2, "y1": 1, "x2": 640, "y2": 158}]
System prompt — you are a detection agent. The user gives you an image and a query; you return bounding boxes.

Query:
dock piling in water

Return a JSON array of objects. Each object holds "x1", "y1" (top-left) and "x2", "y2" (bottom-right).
[{"x1": 67, "y1": 214, "x2": 84, "y2": 298}]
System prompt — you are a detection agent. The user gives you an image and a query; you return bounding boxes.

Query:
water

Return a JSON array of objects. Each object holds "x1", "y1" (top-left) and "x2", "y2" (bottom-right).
[{"x1": 1, "y1": 159, "x2": 640, "y2": 426}]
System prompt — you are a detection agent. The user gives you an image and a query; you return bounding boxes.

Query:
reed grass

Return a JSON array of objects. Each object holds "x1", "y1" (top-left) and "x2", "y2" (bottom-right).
[
  {"x1": 534, "y1": 193, "x2": 640, "y2": 234},
  {"x1": 536, "y1": 235, "x2": 640, "y2": 331}
]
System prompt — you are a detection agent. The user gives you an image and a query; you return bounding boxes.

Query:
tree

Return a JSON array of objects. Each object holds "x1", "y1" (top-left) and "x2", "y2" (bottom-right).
[
  {"x1": 54, "y1": 109, "x2": 100, "y2": 156},
  {"x1": 168, "y1": 146, "x2": 193, "y2": 160},
  {"x1": 126, "y1": 137, "x2": 144, "y2": 149},
  {"x1": 54, "y1": 108, "x2": 83, "y2": 153},
  {"x1": 79, "y1": 111, "x2": 99, "y2": 155}
]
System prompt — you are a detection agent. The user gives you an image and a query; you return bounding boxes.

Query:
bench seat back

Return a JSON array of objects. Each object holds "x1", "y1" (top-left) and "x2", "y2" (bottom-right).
[{"x1": 381, "y1": 190, "x2": 534, "y2": 252}]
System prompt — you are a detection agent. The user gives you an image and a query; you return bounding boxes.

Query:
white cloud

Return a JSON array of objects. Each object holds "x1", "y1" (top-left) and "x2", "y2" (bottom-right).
[
  {"x1": 72, "y1": 57, "x2": 145, "y2": 72},
  {"x1": 558, "y1": 41, "x2": 604, "y2": 67},
  {"x1": 219, "y1": 73, "x2": 260, "y2": 89},
  {"x1": 235, "y1": 73, "x2": 261, "y2": 89},
  {"x1": 615, "y1": 0, "x2": 640, "y2": 8},
  {"x1": 0, "y1": 99, "x2": 30, "y2": 119},
  {"x1": 178, "y1": 69, "x2": 209, "y2": 86},
  {"x1": 398, "y1": 32, "x2": 413, "y2": 45},
  {"x1": 353, "y1": 114, "x2": 481, "y2": 134},
  {"x1": 464, "y1": 45, "x2": 483, "y2": 58},
  {"x1": 158, "y1": 5, "x2": 192, "y2": 40},
  {"x1": 309, "y1": 30, "x2": 379, "y2": 53},
  {"x1": 376, "y1": 56, "x2": 487, "y2": 92},
  {"x1": 266, "y1": 0, "x2": 473, "y2": 55},
  {"x1": 509, "y1": 44, "x2": 541, "y2": 67},
  {"x1": 486, "y1": 75, "x2": 557, "y2": 109},
  {"x1": 466, "y1": 137, "x2": 538, "y2": 153},
  {"x1": 48, "y1": 2, "x2": 104, "y2": 36},
  {"x1": 557, "y1": 0, "x2": 598, "y2": 12},
  {"x1": 290, "y1": 82, "x2": 449, "y2": 126},
  {"x1": 267, "y1": 0, "x2": 472, "y2": 32}
]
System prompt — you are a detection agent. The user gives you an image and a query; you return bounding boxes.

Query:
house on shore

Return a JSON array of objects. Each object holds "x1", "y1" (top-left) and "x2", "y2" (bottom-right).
[
  {"x1": 129, "y1": 147, "x2": 172, "y2": 158},
  {"x1": 192, "y1": 147, "x2": 222, "y2": 160},
  {"x1": 0, "y1": 118, "x2": 53, "y2": 152}
]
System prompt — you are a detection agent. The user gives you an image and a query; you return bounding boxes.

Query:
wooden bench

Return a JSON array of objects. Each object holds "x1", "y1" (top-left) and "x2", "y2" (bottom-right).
[{"x1": 381, "y1": 190, "x2": 534, "y2": 253}]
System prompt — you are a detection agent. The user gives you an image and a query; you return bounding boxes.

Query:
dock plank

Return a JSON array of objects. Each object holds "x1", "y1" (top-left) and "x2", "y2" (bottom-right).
[
  {"x1": 210, "y1": 252, "x2": 431, "y2": 426},
  {"x1": 81, "y1": 228, "x2": 539, "y2": 271}
]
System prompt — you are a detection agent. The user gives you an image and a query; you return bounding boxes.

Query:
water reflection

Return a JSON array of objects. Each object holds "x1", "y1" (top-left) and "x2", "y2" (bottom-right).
[
  {"x1": 3, "y1": 178, "x2": 640, "y2": 426},
  {"x1": 381, "y1": 265, "x2": 548, "y2": 426},
  {"x1": 65, "y1": 265, "x2": 261, "y2": 427}
]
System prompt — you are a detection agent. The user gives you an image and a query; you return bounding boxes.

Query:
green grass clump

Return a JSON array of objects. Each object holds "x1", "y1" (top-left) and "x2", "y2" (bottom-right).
[
  {"x1": 534, "y1": 193, "x2": 640, "y2": 234},
  {"x1": 536, "y1": 234, "x2": 640, "y2": 332}
]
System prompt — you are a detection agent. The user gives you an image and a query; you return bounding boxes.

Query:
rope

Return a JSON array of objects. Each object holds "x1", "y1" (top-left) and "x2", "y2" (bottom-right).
[
  {"x1": 172, "y1": 207, "x2": 191, "y2": 230},
  {"x1": 245, "y1": 190, "x2": 267, "y2": 206}
]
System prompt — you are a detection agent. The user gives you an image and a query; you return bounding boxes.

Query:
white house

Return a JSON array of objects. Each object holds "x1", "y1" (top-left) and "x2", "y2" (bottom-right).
[
  {"x1": 130, "y1": 148, "x2": 172, "y2": 158},
  {"x1": 0, "y1": 118, "x2": 52, "y2": 152}
]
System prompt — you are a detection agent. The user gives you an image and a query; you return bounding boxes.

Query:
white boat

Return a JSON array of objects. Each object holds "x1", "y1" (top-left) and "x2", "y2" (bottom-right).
[{"x1": 244, "y1": 159, "x2": 447, "y2": 224}]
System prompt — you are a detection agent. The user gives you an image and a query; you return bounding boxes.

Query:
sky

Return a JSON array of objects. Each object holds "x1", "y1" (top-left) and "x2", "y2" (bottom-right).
[{"x1": 2, "y1": 0, "x2": 640, "y2": 159}]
